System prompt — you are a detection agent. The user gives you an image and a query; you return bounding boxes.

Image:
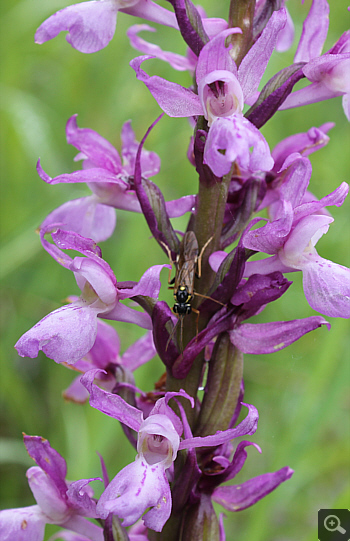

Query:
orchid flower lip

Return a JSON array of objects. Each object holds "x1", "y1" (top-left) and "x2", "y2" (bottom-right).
[
  {"x1": 139, "y1": 433, "x2": 172, "y2": 467},
  {"x1": 198, "y1": 70, "x2": 244, "y2": 126},
  {"x1": 137, "y1": 414, "x2": 180, "y2": 469}
]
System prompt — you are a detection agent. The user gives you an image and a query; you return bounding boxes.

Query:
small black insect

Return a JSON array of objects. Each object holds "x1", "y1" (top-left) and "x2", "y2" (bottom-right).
[{"x1": 163, "y1": 231, "x2": 214, "y2": 350}]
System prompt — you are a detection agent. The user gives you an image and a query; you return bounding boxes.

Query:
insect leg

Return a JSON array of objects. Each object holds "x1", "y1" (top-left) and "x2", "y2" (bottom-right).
[
  {"x1": 191, "y1": 307, "x2": 200, "y2": 340},
  {"x1": 197, "y1": 235, "x2": 213, "y2": 278},
  {"x1": 193, "y1": 291, "x2": 225, "y2": 306},
  {"x1": 179, "y1": 316, "x2": 184, "y2": 353},
  {"x1": 166, "y1": 318, "x2": 180, "y2": 352},
  {"x1": 160, "y1": 240, "x2": 177, "y2": 287}
]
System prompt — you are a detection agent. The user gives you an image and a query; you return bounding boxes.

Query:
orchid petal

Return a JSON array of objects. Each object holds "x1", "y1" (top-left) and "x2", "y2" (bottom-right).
[
  {"x1": 71, "y1": 257, "x2": 117, "y2": 306},
  {"x1": 276, "y1": 7, "x2": 294, "y2": 53},
  {"x1": 272, "y1": 123, "x2": 333, "y2": 172},
  {"x1": 47, "y1": 531, "x2": 94, "y2": 541},
  {"x1": 40, "y1": 197, "x2": 116, "y2": 243},
  {"x1": 0, "y1": 506, "x2": 46, "y2": 541},
  {"x1": 218, "y1": 513, "x2": 226, "y2": 541},
  {"x1": 51, "y1": 227, "x2": 102, "y2": 258},
  {"x1": 243, "y1": 201, "x2": 293, "y2": 254},
  {"x1": 37, "y1": 160, "x2": 121, "y2": 186},
  {"x1": 66, "y1": 478, "x2": 101, "y2": 517},
  {"x1": 209, "y1": 251, "x2": 227, "y2": 272},
  {"x1": 119, "y1": 264, "x2": 170, "y2": 300},
  {"x1": 243, "y1": 255, "x2": 295, "y2": 278},
  {"x1": 35, "y1": 1, "x2": 118, "y2": 54},
  {"x1": 342, "y1": 92, "x2": 350, "y2": 120},
  {"x1": 63, "y1": 376, "x2": 90, "y2": 404},
  {"x1": 303, "y1": 53, "x2": 350, "y2": 90},
  {"x1": 96, "y1": 459, "x2": 171, "y2": 530},
  {"x1": 329, "y1": 30, "x2": 350, "y2": 55},
  {"x1": 48, "y1": 523, "x2": 103, "y2": 541},
  {"x1": 121, "y1": 0, "x2": 178, "y2": 29},
  {"x1": 238, "y1": 9, "x2": 287, "y2": 101},
  {"x1": 104, "y1": 302, "x2": 153, "y2": 330},
  {"x1": 179, "y1": 403, "x2": 258, "y2": 450},
  {"x1": 203, "y1": 116, "x2": 273, "y2": 177},
  {"x1": 279, "y1": 80, "x2": 343, "y2": 110},
  {"x1": 293, "y1": 182, "x2": 349, "y2": 223},
  {"x1": 219, "y1": 441, "x2": 262, "y2": 483},
  {"x1": 121, "y1": 331, "x2": 156, "y2": 371},
  {"x1": 278, "y1": 155, "x2": 312, "y2": 209},
  {"x1": 121, "y1": 119, "x2": 161, "y2": 177},
  {"x1": 15, "y1": 303, "x2": 100, "y2": 365},
  {"x1": 26, "y1": 467, "x2": 68, "y2": 523},
  {"x1": 84, "y1": 319, "x2": 120, "y2": 368},
  {"x1": 165, "y1": 195, "x2": 196, "y2": 217},
  {"x1": 66, "y1": 115, "x2": 122, "y2": 173},
  {"x1": 81, "y1": 369, "x2": 143, "y2": 431},
  {"x1": 23, "y1": 436, "x2": 67, "y2": 496},
  {"x1": 212, "y1": 466, "x2": 293, "y2": 511},
  {"x1": 282, "y1": 214, "x2": 333, "y2": 262},
  {"x1": 196, "y1": 28, "x2": 241, "y2": 84},
  {"x1": 46, "y1": 228, "x2": 115, "y2": 284},
  {"x1": 202, "y1": 17, "x2": 229, "y2": 38},
  {"x1": 149, "y1": 391, "x2": 194, "y2": 437},
  {"x1": 130, "y1": 56, "x2": 203, "y2": 117},
  {"x1": 39, "y1": 226, "x2": 74, "y2": 270},
  {"x1": 229, "y1": 316, "x2": 330, "y2": 354},
  {"x1": 294, "y1": 0, "x2": 329, "y2": 62},
  {"x1": 127, "y1": 25, "x2": 194, "y2": 72},
  {"x1": 302, "y1": 257, "x2": 350, "y2": 318},
  {"x1": 61, "y1": 517, "x2": 104, "y2": 541}
]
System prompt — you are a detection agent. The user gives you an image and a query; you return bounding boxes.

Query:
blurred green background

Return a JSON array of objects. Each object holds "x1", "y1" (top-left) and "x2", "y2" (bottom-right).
[{"x1": 1, "y1": 1, "x2": 349, "y2": 539}]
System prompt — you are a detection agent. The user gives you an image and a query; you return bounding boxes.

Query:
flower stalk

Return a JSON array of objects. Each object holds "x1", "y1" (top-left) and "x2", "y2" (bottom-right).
[{"x1": 228, "y1": 0, "x2": 256, "y2": 65}]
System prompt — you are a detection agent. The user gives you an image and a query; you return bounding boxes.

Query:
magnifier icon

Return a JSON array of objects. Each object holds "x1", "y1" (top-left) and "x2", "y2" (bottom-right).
[{"x1": 324, "y1": 515, "x2": 346, "y2": 534}]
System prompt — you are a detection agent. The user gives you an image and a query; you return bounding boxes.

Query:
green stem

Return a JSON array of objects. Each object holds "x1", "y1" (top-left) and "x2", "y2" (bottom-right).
[
  {"x1": 228, "y1": 0, "x2": 256, "y2": 65},
  {"x1": 163, "y1": 115, "x2": 234, "y2": 538},
  {"x1": 147, "y1": 512, "x2": 183, "y2": 541},
  {"x1": 195, "y1": 336, "x2": 244, "y2": 436},
  {"x1": 193, "y1": 174, "x2": 231, "y2": 298},
  {"x1": 166, "y1": 171, "x2": 231, "y2": 423}
]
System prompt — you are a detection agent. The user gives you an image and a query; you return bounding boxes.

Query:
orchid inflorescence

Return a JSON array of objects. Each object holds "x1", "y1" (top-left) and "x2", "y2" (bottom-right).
[{"x1": 1, "y1": 0, "x2": 349, "y2": 540}]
